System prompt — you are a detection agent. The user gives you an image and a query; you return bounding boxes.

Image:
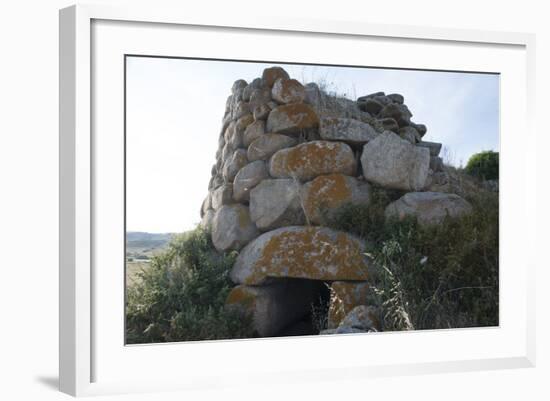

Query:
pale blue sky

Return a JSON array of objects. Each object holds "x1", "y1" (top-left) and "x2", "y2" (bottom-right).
[{"x1": 126, "y1": 57, "x2": 499, "y2": 233}]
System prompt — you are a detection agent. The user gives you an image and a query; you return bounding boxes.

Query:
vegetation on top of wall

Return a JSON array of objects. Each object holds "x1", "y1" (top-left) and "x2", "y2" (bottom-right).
[
  {"x1": 322, "y1": 180, "x2": 499, "y2": 331},
  {"x1": 464, "y1": 150, "x2": 499, "y2": 181},
  {"x1": 126, "y1": 228, "x2": 254, "y2": 344}
]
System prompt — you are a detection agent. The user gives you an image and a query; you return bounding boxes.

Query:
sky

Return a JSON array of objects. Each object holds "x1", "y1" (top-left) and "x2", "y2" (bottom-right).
[{"x1": 126, "y1": 57, "x2": 499, "y2": 233}]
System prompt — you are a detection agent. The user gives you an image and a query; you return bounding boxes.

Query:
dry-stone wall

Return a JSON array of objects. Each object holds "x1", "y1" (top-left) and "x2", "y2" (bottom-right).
[{"x1": 199, "y1": 66, "x2": 472, "y2": 337}]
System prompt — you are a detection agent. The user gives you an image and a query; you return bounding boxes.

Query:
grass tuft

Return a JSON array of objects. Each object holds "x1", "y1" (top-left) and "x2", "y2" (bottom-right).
[
  {"x1": 322, "y1": 182, "x2": 499, "y2": 331},
  {"x1": 126, "y1": 227, "x2": 254, "y2": 343}
]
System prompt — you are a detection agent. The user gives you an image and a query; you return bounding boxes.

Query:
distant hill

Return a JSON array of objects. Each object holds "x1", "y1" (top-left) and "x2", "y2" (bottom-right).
[
  {"x1": 126, "y1": 232, "x2": 173, "y2": 242},
  {"x1": 126, "y1": 232, "x2": 174, "y2": 260}
]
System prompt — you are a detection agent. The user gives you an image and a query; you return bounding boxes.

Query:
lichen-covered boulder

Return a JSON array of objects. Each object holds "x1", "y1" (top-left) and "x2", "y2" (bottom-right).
[
  {"x1": 269, "y1": 141, "x2": 356, "y2": 181},
  {"x1": 327, "y1": 281, "x2": 370, "y2": 329},
  {"x1": 226, "y1": 280, "x2": 320, "y2": 337},
  {"x1": 232, "y1": 160, "x2": 269, "y2": 202},
  {"x1": 222, "y1": 149, "x2": 248, "y2": 182},
  {"x1": 319, "y1": 117, "x2": 379, "y2": 144},
  {"x1": 301, "y1": 174, "x2": 370, "y2": 224},
  {"x1": 266, "y1": 103, "x2": 319, "y2": 135},
  {"x1": 211, "y1": 204, "x2": 259, "y2": 251},
  {"x1": 211, "y1": 183, "x2": 234, "y2": 210},
  {"x1": 385, "y1": 191, "x2": 473, "y2": 226},
  {"x1": 271, "y1": 78, "x2": 306, "y2": 104},
  {"x1": 361, "y1": 131, "x2": 430, "y2": 191},
  {"x1": 249, "y1": 179, "x2": 305, "y2": 231},
  {"x1": 230, "y1": 226, "x2": 371, "y2": 285},
  {"x1": 243, "y1": 120, "x2": 266, "y2": 148},
  {"x1": 262, "y1": 66, "x2": 290, "y2": 88},
  {"x1": 247, "y1": 133, "x2": 298, "y2": 162}
]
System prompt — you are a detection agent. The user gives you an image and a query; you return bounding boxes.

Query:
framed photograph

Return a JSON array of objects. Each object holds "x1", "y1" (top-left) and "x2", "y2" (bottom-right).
[{"x1": 59, "y1": 4, "x2": 536, "y2": 397}]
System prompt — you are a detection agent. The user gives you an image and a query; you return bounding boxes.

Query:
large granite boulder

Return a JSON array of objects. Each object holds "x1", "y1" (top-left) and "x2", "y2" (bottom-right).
[
  {"x1": 361, "y1": 131, "x2": 430, "y2": 191},
  {"x1": 248, "y1": 87, "x2": 273, "y2": 111},
  {"x1": 247, "y1": 133, "x2": 298, "y2": 162},
  {"x1": 222, "y1": 149, "x2": 248, "y2": 182},
  {"x1": 301, "y1": 174, "x2": 370, "y2": 224},
  {"x1": 232, "y1": 160, "x2": 269, "y2": 202},
  {"x1": 269, "y1": 141, "x2": 356, "y2": 181},
  {"x1": 385, "y1": 191, "x2": 473, "y2": 226},
  {"x1": 272, "y1": 78, "x2": 306, "y2": 104},
  {"x1": 211, "y1": 183, "x2": 234, "y2": 210},
  {"x1": 211, "y1": 204, "x2": 259, "y2": 251},
  {"x1": 242, "y1": 120, "x2": 265, "y2": 148},
  {"x1": 230, "y1": 226, "x2": 371, "y2": 285},
  {"x1": 266, "y1": 103, "x2": 319, "y2": 135},
  {"x1": 226, "y1": 280, "x2": 321, "y2": 337},
  {"x1": 319, "y1": 117, "x2": 378, "y2": 145},
  {"x1": 224, "y1": 113, "x2": 254, "y2": 149},
  {"x1": 327, "y1": 281, "x2": 370, "y2": 329},
  {"x1": 262, "y1": 66, "x2": 290, "y2": 88},
  {"x1": 249, "y1": 179, "x2": 305, "y2": 231}
]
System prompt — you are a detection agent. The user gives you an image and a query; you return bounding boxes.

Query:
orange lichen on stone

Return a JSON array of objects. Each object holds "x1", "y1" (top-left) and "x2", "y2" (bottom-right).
[
  {"x1": 272, "y1": 78, "x2": 306, "y2": 104},
  {"x1": 226, "y1": 285, "x2": 257, "y2": 309},
  {"x1": 262, "y1": 66, "x2": 290, "y2": 88},
  {"x1": 327, "y1": 281, "x2": 370, "y2": 329},
  {"x1": 241, "y1": 227, "x2": 369, "y2": 284},
  {"x1": 269, "y1": 141, "x2": 356, "y2": 182},
  {"x1": 302, "y1": 174, "x2": 352, "y2": 222},
  {"x1": 270, "y1": 103, "x2": 319, "y2": 131}
]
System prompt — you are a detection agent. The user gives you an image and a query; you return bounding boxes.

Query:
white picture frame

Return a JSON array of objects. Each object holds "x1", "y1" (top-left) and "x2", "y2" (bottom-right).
[{"x1": 59, "y1": 4, "x2": 536, "y2": 397}]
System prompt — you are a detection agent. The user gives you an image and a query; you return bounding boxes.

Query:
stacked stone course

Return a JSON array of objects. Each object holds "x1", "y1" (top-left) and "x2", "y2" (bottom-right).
[{"x1": 199, "y1": 66, "x2": 472, "y2": 336}]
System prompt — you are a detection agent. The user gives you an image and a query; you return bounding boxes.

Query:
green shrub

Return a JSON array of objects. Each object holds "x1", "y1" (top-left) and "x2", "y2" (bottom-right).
[
  {"x1": 323, "y1": 185, "x2": 499, "y2": 331},
  {"x1": 464, "y1": 150, "x2": 499, "y2": 180},
  {"x1": 126, "y1": 227, "x2": 254, "y2": 343}
]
